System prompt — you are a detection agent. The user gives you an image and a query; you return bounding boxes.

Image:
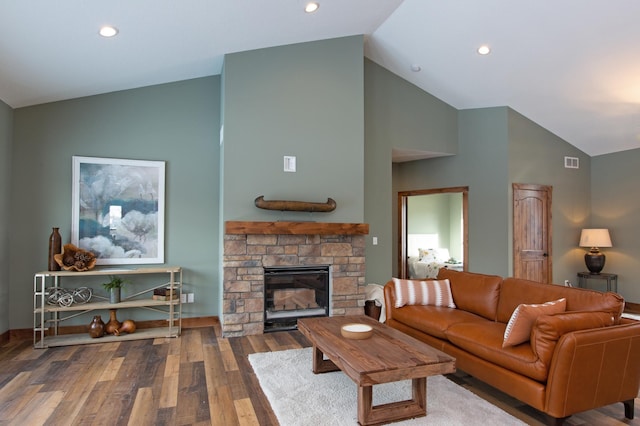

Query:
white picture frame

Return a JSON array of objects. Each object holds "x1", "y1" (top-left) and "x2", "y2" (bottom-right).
[{"x1": 71, "y1": 156, "x2": 165, "y2": 265}]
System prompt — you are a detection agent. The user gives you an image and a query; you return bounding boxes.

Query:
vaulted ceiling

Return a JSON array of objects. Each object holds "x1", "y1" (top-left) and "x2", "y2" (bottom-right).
[{"x1": 1, "y1": 1, "x2": 638, "y2": 157}]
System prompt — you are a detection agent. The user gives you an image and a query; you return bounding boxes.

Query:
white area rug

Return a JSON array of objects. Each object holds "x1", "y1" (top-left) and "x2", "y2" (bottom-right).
[{"x1": 249, "y1": 347, "x2": 526, "y2": 425}]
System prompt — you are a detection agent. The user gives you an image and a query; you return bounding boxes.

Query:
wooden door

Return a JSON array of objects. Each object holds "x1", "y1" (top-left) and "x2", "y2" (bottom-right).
[{"x1": 513, "y1": 184, "x2": 552, "y2": 283}]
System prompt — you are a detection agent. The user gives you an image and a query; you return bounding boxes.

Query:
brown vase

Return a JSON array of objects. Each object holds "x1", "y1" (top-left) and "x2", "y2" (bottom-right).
[
  {"x1": 48, "y1": 227, "x2": 62, "y2": 271},
  {"x1": 119, "y1": 319, "x2": 136, "y2": 334},
  {"x1": 105, "y1": 309, "x2": 121, "y2": 335},
  {"x1": 88, "y1": 315, "x2": 105, "y2": 338}
]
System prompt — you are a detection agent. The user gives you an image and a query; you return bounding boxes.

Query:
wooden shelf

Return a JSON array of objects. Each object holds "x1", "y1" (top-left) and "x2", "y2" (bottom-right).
[
  {"x1": 225, "y1": 221, "x2": 369, "y2": 235},
  {"x1": 35, "y1": 298, "x2": 179, "y2": 313},
  {"x1": 34, "y1": 327, "x2": 179, "y2": 348},
  {"x1": 35, "y1": 266, "x2": 181, "y2": 277}
]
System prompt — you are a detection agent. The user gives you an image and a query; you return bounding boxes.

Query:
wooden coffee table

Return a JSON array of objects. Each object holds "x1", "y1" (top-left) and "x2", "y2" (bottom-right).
[{"x1": 298, "y1": 315, "x2": 456, "y2": 425}]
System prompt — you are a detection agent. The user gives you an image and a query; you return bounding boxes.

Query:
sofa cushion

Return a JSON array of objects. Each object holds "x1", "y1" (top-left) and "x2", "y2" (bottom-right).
[
  {"x1": 392, "y1": 305, "x2": 488, "y2": 339},
  {"x1": 392, "y1": 278, "x2": 456, "y2": 308},
  {"x1": 503, "y1": 298, "x2": 567, "y2": 347},
  {"x1": 496, "y1": 278, "x2": 624, "y2": 324},
  {"x1": 446, "y1": 321, "x2": 550, "y2": 382},
  {"x1": 437, "y1": 269, "x2": 502, "y2": 321}
]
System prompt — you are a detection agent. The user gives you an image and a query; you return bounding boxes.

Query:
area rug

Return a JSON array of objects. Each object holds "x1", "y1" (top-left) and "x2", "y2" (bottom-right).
[{"x1": 248, "y1": 347, "x2": 526, "y2": 425}]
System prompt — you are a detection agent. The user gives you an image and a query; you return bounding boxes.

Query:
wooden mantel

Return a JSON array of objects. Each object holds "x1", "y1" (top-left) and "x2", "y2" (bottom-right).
[{"x1": 225, "y1": 221, "x2": 369, "y2": 235}]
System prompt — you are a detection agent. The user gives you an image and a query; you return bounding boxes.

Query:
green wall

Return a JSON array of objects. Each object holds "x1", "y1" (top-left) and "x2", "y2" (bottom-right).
[
  {"x1": 407, "y1": 194, "x2": 451, "y2": 236},
  {"x1": 0, "y1": 100, "x2": 12, "y2": 334},
  {"x1": 507, "y1": 108, "x2": 590, "y2": 285},
  {"x1": 10, "y1": 77, "x2": 220, "y2": 329},
  {"x1": 393, "y1": 107, "x2": 592, "y2": 284},
  {"x1": 394, "y1": 107, "x2": 510, "y2": 276},
  {"x1": 364, "y1": 59, "x2": 458, "y2": 284},
  {"x1": 591, "y1": 149, "x2": 640, "y2": 302},
  {"x1": 221, "y1": 36, "x2": 365, "y2": 223}
]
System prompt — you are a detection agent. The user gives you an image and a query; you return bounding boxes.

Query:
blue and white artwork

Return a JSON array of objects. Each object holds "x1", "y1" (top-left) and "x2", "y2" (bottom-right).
[{"x1": 72, "y1": 156, "x2": 165, "y2": 265}]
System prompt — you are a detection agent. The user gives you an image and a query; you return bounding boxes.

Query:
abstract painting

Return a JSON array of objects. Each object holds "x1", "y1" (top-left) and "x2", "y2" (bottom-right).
[{"x1": 71, "y1": 156, "x2": 165, "y2": 265}]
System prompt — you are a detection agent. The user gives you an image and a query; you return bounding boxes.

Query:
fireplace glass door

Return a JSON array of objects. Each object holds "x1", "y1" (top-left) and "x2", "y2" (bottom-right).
[{"x1": 264, "y1": 266, "x2": 329, "y2": 332}]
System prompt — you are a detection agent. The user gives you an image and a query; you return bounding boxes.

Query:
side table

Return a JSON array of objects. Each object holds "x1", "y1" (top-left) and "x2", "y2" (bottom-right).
[{"x1": 577, "y1": 272, "x2": 618, "y2": 292}]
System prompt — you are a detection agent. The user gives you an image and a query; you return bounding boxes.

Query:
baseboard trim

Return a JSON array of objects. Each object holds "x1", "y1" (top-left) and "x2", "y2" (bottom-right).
[
  {"x1": 8, "y1": 316, "x2": 220, "y2": 342},
  {"x1": 625, "y1": 301, "x2": 640, "y2": 314}
]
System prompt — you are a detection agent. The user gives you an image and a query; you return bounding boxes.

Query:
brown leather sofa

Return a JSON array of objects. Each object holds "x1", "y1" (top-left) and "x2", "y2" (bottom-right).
[{"x1": 383, "y1": 269, "x2": 640, "y2": 425}]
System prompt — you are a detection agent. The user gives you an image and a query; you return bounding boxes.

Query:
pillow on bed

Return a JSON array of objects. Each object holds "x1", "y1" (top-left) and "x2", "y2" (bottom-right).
[
  {"x1": 417, "y1": 248, "x2": 438, "y2": 263},
  {"x1": 392, "y1": 278, "x2": 457, "y2": 309},
  {"x1": 503, "y1": 298, "x2": 566, "y2": 347}
]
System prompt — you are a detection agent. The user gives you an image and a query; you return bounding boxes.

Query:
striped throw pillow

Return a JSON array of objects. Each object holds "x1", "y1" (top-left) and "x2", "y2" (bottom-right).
[
  {"x1": 392, "y1": 278, "x2": 457, "y2": 309},
  {"x1": 502, "y1": 298, "x2": 567, "y2": 348}
]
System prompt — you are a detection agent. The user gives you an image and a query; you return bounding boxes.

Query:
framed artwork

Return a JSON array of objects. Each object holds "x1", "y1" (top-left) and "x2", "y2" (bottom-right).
[{"x1": 72, "y1": 156, "x2": 165, "y2": 265}]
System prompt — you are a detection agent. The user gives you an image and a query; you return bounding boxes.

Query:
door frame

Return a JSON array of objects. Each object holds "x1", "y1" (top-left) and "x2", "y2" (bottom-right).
[{"x1": 398, "y1": 187, "x2": 469, "y2": 279}]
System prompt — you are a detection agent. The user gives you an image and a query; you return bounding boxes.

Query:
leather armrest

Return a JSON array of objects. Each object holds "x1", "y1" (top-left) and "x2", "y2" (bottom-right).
[
  {"x1": 531, "y1": 311, "x2": 615, "y2": 365},
  {"x1": 543, "y1": 319, "x2": 640, "y2": 418},
  {"x1": 383, "y1": 280, "x2": 396, "y2": 322}
]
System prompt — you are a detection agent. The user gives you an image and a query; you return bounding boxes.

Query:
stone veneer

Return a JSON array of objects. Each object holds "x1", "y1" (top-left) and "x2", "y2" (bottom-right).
[{"x1": 222, "y1": 221, "x2": 368, "y2": 337}]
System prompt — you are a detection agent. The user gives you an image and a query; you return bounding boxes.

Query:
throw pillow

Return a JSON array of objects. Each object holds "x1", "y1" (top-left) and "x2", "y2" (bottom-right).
[
  {"x1": 418, "y1": 249, "x2": 437, "y2": 263},
  {"x1": 503, "y1": 298, "x2": 567, "y2": 347},
  {"x1": 392, "y1": 277, "x2": 457, "y2": 309}
]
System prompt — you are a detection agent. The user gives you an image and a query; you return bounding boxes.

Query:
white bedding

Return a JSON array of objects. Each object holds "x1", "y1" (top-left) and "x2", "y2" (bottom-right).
[{"x1": 407, "y1": 248, "x2": 462, "y2": 279}]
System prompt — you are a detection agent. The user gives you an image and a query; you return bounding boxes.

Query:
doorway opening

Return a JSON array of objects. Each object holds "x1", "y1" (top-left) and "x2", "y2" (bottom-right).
[{"x1": 398, "y1": 187, "x2": 469, "y2": 279}]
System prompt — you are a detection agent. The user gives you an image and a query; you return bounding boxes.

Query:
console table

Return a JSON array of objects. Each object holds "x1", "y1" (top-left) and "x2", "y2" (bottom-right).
[
  {"x1": 33, "y1": 266, "x2": 182, "y2": 348},
  {"x1": 577, "y1": 272, "x2": 617, "y2": 292}
]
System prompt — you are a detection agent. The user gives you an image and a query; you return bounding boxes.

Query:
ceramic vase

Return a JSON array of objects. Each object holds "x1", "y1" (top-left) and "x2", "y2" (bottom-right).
[
  {"x1": 48, "y1": 227, "x2": 62, "y2": 271},
  {"x1": 88, "y1": 315, "x2": 105, "y2": 338},
  {"x1": 105, "y1": 309, "x2": 121, "y2": 335}
]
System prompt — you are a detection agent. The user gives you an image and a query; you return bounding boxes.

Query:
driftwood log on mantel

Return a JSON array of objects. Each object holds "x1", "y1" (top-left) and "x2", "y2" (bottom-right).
[{"x1": 254, "y1": 195, "x2": 336, "y2": 212}]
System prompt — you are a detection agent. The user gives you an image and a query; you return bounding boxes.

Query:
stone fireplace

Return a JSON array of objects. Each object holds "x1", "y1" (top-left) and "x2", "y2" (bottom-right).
[{"x1": 222, "y1": 221, "x2": 369, "y2": 337}]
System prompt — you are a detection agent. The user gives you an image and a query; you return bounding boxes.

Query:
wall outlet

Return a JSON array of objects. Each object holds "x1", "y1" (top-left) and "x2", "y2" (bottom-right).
[
  {"x1": 564, "y1": 280, "x2": 572, "y2": 287},
  {"x1": 187, "y1": 293, "x2": 195, "y2": 303}
]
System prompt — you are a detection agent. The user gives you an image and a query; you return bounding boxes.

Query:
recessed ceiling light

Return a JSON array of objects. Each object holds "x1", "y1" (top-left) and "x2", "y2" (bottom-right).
[
  {"x1": 477, "y1": 45, "x2": 491, "y2": 55},
  {"x1": 305, "y1": 2, "x2": 319, "y2": 13},
  {"x1": 99, "y1": 26, "x2": 119, "y2": 38}
]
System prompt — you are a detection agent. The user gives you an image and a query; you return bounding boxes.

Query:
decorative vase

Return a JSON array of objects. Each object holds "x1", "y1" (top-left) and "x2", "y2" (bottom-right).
[
  {"x1": 48, "y1": 227, "x2": 62, "y2": 271},
  {"x1": 119, "y1": 319, "x2": 136, "y2": 334},
  {"x1": 364, "y1": 300, "x2": 382, "y2": 321},
  {"x1": 105, "y1": 309, "x2": 121, "y2": 335},
  {"x1": 88, "y1": 315, "x2": 105, "y2": 338},
  {"x1": 109, "y1": 287, "x2": 121, "y2": 304}
]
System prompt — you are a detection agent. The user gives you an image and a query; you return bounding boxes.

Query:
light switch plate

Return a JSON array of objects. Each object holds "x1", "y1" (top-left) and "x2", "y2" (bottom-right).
[{"x1": 284, "y1": 156, "x2": 296, "y2": 172}]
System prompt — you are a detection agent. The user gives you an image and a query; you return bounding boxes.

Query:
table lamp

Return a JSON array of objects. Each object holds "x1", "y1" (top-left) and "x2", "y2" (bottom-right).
[{"x1": 579, "y1": 229, "x2": 612, "y2": 274}]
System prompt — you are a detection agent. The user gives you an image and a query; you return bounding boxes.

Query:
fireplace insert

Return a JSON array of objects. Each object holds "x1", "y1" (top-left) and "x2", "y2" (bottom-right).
[{"x1": 264, "y1": 265, "x2": 329, "y2": 332}]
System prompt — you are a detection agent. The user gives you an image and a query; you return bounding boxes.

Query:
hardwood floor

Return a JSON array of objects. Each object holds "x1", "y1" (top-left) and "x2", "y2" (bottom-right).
[{"x1": 0, "y1": 326, "x2": 637, "y2": 425}]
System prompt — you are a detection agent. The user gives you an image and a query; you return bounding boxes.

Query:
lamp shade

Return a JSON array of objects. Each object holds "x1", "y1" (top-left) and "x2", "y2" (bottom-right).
[{"x1": 579, "y1": 229, "x2": 612, "y2": 248}]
